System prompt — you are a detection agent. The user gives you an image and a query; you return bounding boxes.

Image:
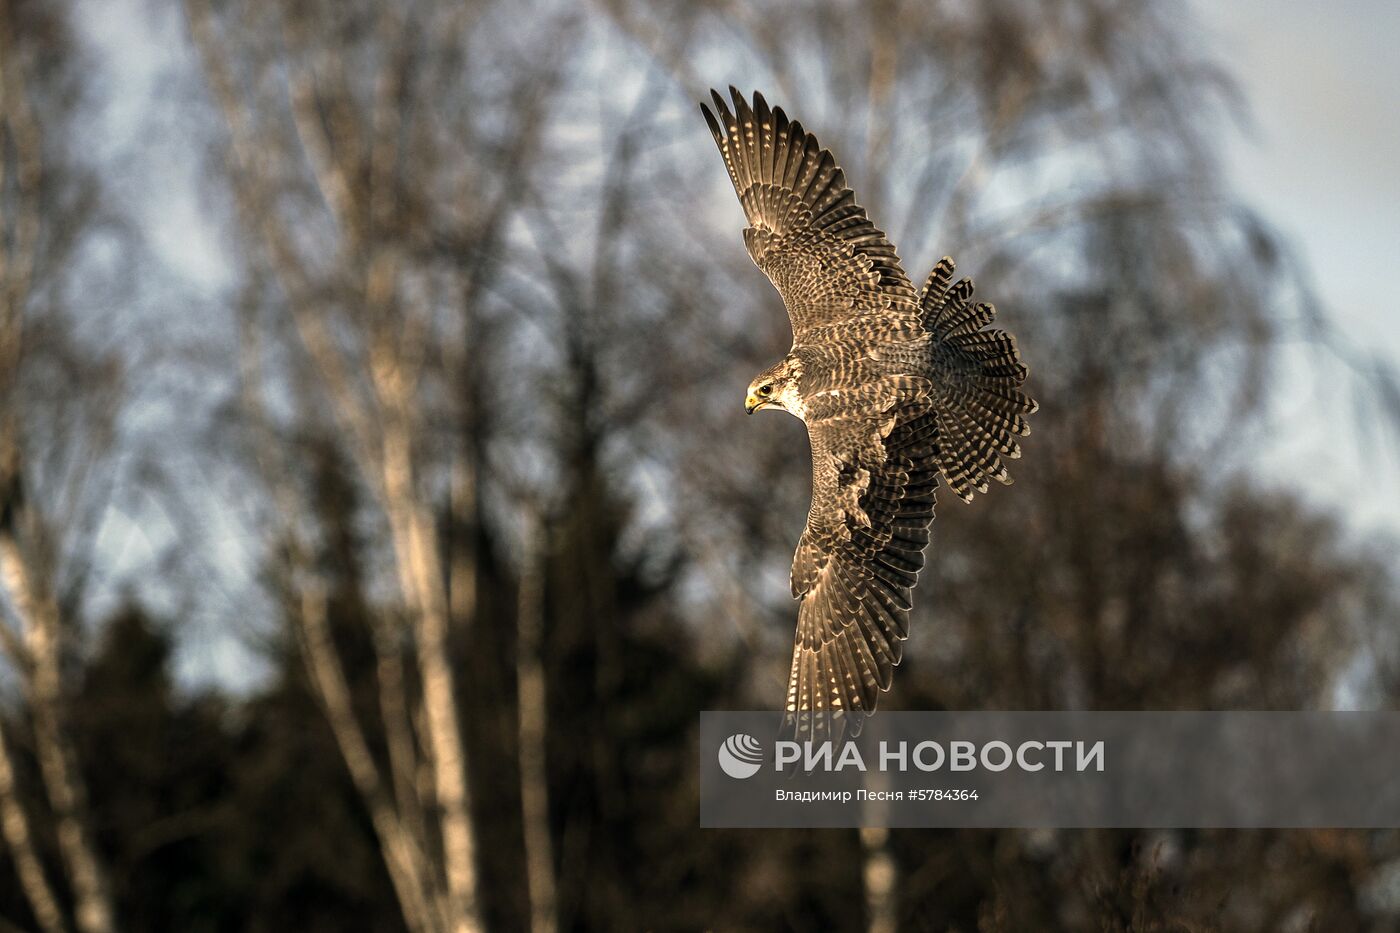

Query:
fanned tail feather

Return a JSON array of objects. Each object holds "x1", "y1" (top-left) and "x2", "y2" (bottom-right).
[{"x1": 920, "y1": 257, "x2": 1038, "y2": 502}]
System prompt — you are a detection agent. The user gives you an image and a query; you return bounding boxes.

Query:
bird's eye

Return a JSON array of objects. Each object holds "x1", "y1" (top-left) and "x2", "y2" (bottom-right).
[{"x1": 757, "y1": 384, "x2": 773, "y2": 397}]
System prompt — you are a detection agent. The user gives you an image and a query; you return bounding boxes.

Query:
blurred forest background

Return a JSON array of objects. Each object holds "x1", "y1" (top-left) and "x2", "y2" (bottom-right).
[{"x1": 2, "y1": 0, "x2": 1400, "y2": 930}]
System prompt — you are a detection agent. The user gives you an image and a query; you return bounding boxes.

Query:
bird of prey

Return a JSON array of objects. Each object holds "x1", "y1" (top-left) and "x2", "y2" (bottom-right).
[{"x1": 701, "y1": 88, "x2": 1037, "y2": 728}]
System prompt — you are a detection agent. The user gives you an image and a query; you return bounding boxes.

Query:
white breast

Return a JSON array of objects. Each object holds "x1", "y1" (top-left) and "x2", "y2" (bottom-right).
[{"x1": 776, "y1": 383, "x2": 808, "y2": 422}]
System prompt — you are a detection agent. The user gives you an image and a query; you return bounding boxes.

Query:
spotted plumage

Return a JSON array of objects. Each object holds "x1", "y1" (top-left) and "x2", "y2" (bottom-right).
[{"x1": 703, "y1": 88, "x2": 1038, "y2": 729}]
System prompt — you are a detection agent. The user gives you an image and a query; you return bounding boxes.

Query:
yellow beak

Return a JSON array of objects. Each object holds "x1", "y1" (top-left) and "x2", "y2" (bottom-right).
[{"x1": 745, "y1": 393, "x2": 761, "y2": 414}]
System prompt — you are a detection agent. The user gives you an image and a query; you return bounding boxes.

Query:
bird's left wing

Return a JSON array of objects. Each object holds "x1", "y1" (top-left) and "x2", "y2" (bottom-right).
[
  {"x1": 787, "y1": 386, "x2": 940, "y2": 721},
  {"x1": 700, "y1": 88, "x2": 919, "y2": 341},
  {"x1": 785, "y1": 266, "x2": 1039, "y2": 725}
]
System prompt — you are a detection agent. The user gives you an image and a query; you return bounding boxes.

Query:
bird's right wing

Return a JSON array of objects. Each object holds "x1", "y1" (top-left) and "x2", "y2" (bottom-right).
[{"x1": 701, "y1": 88, "x2": 920, "y2": 341}]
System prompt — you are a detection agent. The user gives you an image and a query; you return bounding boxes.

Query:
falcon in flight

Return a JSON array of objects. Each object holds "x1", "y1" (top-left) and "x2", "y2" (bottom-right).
[{"x1": 701, "y1": 88, "x2": 1037, "y2": 727}]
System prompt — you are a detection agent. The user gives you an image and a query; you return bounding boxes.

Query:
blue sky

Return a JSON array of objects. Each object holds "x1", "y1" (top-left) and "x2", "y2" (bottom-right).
[
  {"x1": 1202, "y1": 0, "x2": 1400, "y2": 352},
  {"x1": 1195, "y1": 1, "x2": 1400, "y2": 536}
]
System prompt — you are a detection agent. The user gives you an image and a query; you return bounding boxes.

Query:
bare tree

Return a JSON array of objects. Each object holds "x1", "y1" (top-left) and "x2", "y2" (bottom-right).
[
  {"x1": 182, "y1": 1, "x2": 578, "y2": 929},
  {"x1": 0, "y1": 719, "x2": 64, "y2": 933},
  {"x1": 0, "y1": 3, "x2": 121, "y2": 932}
]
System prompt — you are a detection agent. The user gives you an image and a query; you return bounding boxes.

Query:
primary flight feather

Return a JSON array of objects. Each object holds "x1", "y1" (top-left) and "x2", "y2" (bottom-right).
[{"x1": 700, "y1": 88, "x2": 1038, "y2": 723}]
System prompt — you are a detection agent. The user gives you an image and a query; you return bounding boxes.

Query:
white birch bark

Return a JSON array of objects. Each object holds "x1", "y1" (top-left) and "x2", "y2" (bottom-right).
[{"x1": 0, "y1": 715, "x2": 67, "y2": 933}]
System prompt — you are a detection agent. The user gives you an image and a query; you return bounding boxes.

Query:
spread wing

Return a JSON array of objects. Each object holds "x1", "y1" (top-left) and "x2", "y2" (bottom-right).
[
  {"x1": 787, "y1": 388, "x2": 939, "y2": 720},
  {"x1": 700, "y1": 87, "x2": 919, "y2": 341},
  {"x1": 786, "y1": 270, "x2": 1038, "y2": 722},
  {"x1": 699, "y1": 90, "x2": 1039, "y2": 723}
]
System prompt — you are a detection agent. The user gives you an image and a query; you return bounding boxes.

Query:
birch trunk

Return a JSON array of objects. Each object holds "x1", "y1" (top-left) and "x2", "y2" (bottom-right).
[
  {"x1": 380, "y1": 440, "x2": 480, "y2": 932},
  {"x1": 0, "y1": 716, "x2": 66, "y2": 933},
  {"x1": 236, "y1": 297, "x2": 448, "y2": 933},
  {"x1": 0, "y1": 538, "x2": 115, "y2": 933},
  {"x1": 298, "y1": 584, "x2": 441, "y2": 933},
  {"x1": 861, "y1": 826, "x2": 897, "y2": 933}
]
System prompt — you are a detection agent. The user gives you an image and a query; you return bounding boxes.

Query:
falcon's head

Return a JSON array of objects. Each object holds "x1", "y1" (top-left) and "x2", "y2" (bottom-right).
[{"x1": 745, "y1": 357, "x2": 805, "y2": 419}]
